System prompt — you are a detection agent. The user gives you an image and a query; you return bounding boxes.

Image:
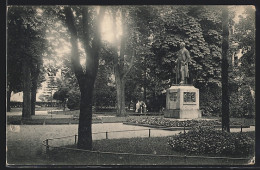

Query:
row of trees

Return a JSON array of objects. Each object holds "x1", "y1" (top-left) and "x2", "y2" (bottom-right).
[
  {"x1": 7, "y1": 6, "x2": 255, "y2": 150},
  {"x1": 7, "y1": 7, "x2": 47, "y2": 116}
]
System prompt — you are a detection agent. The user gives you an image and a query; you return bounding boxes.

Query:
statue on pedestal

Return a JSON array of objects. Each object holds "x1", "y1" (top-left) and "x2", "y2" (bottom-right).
[
  {"x1": 175, "y1": 42, "x2": 191, "y2": 85},
  {"x1": 165, "y1": 43, "x2": 201, "y2": 119}
]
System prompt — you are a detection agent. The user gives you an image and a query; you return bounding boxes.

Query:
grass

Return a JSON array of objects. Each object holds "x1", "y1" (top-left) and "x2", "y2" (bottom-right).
[
  {"x1": 92, "y1": 131, "x2": 255, "y2": 157},
  {"x1": 50, "y1": 109, "x2": 149, "y2": 117},
  {"x1": 48, "y1": 132, "x2": 255, "y2": 165},
  {"x1": 8, "y1": 107, "x2": 255, "y2": 126},
  {"x1": 9, "y1": 107, "x2": 61, "y2": 112},
  {"x1": 7, "y1": 116, "x2": 128, "y2": 125}
]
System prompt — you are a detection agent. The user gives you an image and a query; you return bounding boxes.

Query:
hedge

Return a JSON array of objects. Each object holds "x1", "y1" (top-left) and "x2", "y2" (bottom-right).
[{"x1": 168, "y1": 126, "x2": 254, "y2": 157}]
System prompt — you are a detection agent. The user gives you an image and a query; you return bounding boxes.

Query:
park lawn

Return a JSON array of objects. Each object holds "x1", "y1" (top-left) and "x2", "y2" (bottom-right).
[
  {"x1": 50, "y1": 109, "x2": 139, "y2": 116},
  {"x1": 48, "y1": 132, "x2": 255, "y2": 166},
  {"x1": 10, "y1": 107, "x2": 61, "y2": 112}
]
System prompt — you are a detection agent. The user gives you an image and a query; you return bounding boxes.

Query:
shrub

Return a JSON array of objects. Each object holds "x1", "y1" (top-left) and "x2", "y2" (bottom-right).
[
  {"x1": 67, "y1": 91, "x2": 80, "y2": 110},
  {"x1": 126, "y1": 117, "x2": 241, "y2": 127},
  {"x1": 168, "y1": 126, "x2": 254, "y2": 157}
]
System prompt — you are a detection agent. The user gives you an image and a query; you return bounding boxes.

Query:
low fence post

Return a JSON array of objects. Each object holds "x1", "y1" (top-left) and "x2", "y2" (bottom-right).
[
  {"x1": 149, "y1": 129, "x2": 151, "y2": 137},
  {"x1": 46, "y1": 139, "x2": 49, "y2": 154},
  {"x1": 75, "y1": 135, "x2": 77, "y2": 145},
  {"x1": 169, "y1": 155, "x2": 173, "y2": 165},
  {"x1": 97, "y1": 151, "x2": 100, "y2": 164},
  {"x1": 241, "y1": 124, "x2": 243, "y2": 132},
  {"x1": 127, "y1": 154, "x2": 131, "y2": 165},
  {"x1": 106, "y1": 131, "x2": 108, "y2": 139},
  {"x1": 184, "y1": 125, "x2": 186, "y2": 134}
]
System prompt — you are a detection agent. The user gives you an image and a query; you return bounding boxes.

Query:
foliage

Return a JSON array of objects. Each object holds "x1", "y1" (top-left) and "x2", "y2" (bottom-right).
[
  {"x1": 67, "y1": 89, "x2": 80, "y2": 110},
  {"x1": 229, "y1": 84, "x2": 255, "y2": 118},
  {"x1": 57, "y1": 62, "x2": 80, "y2": 111},
  {"x1": 38, "y1": 94, "x2": 46, "y2": 102},
  {"x1": 53, "y1": 87, "x2": 69, "y2": 108},
  {"x1": 7, "y1": 6, "x2": 47, "y2": 116},
  {"x1": 126, "y1": 116, "x2": 242, "y2": 127},
  {"x1": 105, "y1": 6, "x2": 139, "y2": 116},
  {"x1": 199, "y1": 83, "x2": 222, "y2": 116},
  {"x1": 168, "y1": 126, "x2": 254, "y2": 156},
  {"x1": 124, "y1": 6, "x2": 224, "y2": 113},
  {"x1": 149, "y1": 6, "x2": 221, "y2": 86},
  {"x1": 94, "y1": 45, "x2": 116, "y2": 108},
  {"x1": 228, "y1": 6, "x2": 255, "y2": 118},
  {"x1": 50, "y1": 133, "x2": 254, "y2": 165},
  {"x1": 7, "y1": 7, "x2": 47, "y2": 91},
  {"x1": 51, "y1": 42, "x2": 117, "y2": 110},
  {"x1": 94, "y1": 82, "x2": 116, "y2": 108}
]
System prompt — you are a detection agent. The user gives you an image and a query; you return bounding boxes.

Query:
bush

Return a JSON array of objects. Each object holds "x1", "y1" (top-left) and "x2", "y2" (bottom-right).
[
  {"x1": 126, "y1": 117, "x2": 241, "y2": 127},
  {"x1": 67, "y1": 91, "x2": 80, "y2": 110},
  {"x1": 168, "y1": 126, "x2": 254, "y2": 157}
]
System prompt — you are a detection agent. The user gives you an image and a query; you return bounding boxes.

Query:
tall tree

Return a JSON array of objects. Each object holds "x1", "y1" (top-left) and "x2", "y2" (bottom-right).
[
  {"x1": 7, "y1": 7, "x2": 24, "y2": 112},
  {"x1": 110, "y1": 7, "x2": 135, "y2": 116},
  {"x1": 22, "y1": 46, "x2": 32, "y2": 118},
  {"x1": 94, "y1": 45, "x2": 116, "y2": 109},
  {"x1": 131, "y1": 6, "x2": 158, "y2": 103},
  {"x1": 7, "y1": 7, "x2": 47, "y2": 117},
  {"x1": 62, "y1": 6, "x2": 105, "y2": 149},
  {"x1": 8, "y1": 7, "x2": 34, "y2": 118},
  {"x1": 221, "y1": 6, "x2": 230, "y2": 132},
  {"x1": 30, "y1": 34, "x2": 46, "y2": 115}
]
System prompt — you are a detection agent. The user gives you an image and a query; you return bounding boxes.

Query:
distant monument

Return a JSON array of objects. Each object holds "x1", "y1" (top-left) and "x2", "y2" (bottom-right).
[{"x1": 164, "y1": 42, "x2": 201, "y2": 119}]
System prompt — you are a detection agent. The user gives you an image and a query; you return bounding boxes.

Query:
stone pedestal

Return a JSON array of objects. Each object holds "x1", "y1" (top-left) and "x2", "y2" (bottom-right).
[{"x1": 164, "y1": 85, "x2": 201, "y2": 119}]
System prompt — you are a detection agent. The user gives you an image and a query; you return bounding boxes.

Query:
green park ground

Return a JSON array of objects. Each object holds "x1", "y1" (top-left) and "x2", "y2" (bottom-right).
[{"x1": 6, "y1": 107, "x2": 255, "y2": 166}]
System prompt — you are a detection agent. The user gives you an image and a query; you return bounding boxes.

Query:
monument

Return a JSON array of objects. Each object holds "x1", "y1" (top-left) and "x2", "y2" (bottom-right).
[{"x1": 164, "y1": 42, "x2": 201, "y2": 119}]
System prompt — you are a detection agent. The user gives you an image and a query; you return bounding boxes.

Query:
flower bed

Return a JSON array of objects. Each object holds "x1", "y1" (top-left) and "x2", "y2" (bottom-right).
[
  {"x1": 168, "y1": 126, "x2": 254, "y2": 157},
  {"x1": 126, "y1": 116, "x2": 242, "y2": 127}
]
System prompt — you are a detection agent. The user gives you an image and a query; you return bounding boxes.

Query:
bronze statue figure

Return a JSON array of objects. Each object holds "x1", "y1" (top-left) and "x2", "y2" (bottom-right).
[{"x1": 175, "y1": 42, "x2": 190, "y2": 84}]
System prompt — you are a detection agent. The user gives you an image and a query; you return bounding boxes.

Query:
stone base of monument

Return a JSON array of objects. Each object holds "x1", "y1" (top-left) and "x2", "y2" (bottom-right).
[
  {"x1": 164, "y1": 85, "x2": 202, "y2": 119},
  {"x1": 164, "y1": 109, "x2": 201, "y2": 119}
]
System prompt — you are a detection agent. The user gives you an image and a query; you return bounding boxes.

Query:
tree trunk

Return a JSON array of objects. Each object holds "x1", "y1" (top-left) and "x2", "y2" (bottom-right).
[
  {"x1": 144, "y1": 57, "x2": 147, "y2": 103},
  {"x1": 64, "y1": 6, "x2": 105, "y2": 150},
  {"x1": 63, "y1": 100, "x2": 66, "y2": 111},
  {"x1": 22, "y1": 58, "x2": 31, "y2": 119},
  {"x1": 77, "y1": 78, "x2": 95, "y2": 150},
  {"x1": 7, "y1": 89, "x2": 11, "y2": 112},
  {"x1": 31, "y1": 63, "x2": 40, "y2": 116},
  {"x1": 115, "y1": 77, "x2": 126, "y2": 116},
  {"x1": 31, "y1": 79, "x2": 37, "y2": 115},
  {"x1": 221, "y1": 6, "x2": 230, "y2": 132}
]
